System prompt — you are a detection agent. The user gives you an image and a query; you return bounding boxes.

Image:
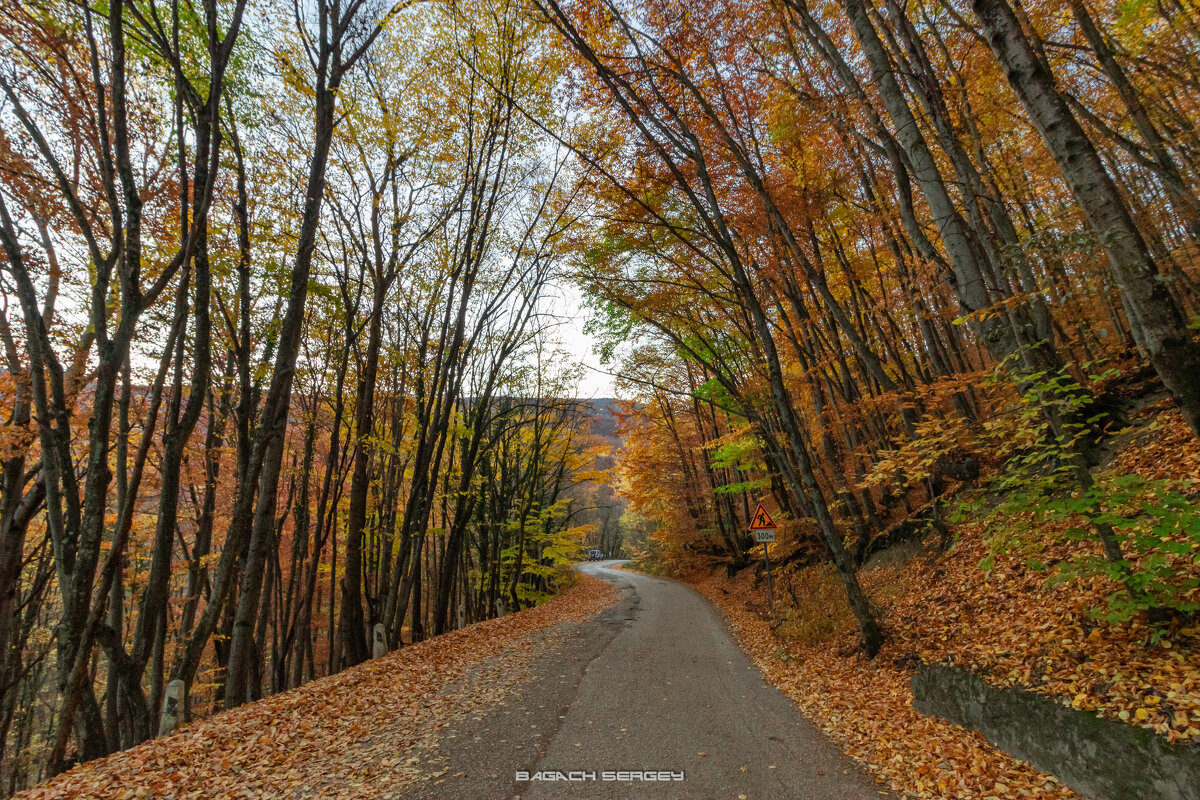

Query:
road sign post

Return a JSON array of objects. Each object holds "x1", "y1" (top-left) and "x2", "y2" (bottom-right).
[
  {"x1": 763, "y1": 542, "x2": 774, "y2": 615},
  {"x1": 749, "y1": 504, "x2": 778, "y2": 616}
]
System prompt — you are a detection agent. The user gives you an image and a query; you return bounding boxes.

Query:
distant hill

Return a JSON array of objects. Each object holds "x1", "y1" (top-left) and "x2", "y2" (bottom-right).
[{"x1": 581, "y1": 398, "x2": 622, "y2": 445}]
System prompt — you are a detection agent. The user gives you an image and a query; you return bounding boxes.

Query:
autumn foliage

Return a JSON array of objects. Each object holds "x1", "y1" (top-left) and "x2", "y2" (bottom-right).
[
  {"x1": 16, "y1": 577, "x2": 616, "y2": 800},
  {"x1": 0, "y1": 0, "x2": 620, "y2": 791},
  {"x1": 545, "y1": 0, "x2": 1200, "y2": 792},
  {"x1": 1, "y1": 0, "x2": 1200, "y2": 795}
]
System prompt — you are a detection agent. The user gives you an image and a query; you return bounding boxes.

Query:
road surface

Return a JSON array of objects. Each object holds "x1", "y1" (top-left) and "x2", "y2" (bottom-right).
[{"x1": 413, "y1": 561, "x2": 889, "y2": 800}]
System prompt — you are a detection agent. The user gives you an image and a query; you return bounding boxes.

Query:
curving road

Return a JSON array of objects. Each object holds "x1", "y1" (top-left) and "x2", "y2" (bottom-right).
[{"x1": 414, "y1": 561, "x2": 888, "y2": 800}]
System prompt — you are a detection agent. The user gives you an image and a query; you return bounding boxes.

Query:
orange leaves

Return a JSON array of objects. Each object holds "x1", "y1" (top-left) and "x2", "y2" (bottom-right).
[
  {"x1": 689, "y1": 565, "x2": 1083, "y2": 799},
  {"x1": 1108, "y1": 405, "x2": 1200, "y2": 484},
  {"x1": 682, "y1": 447, "x2": 1200, "y2": 800},
  {"x1": 19, "y1": 577, "x2": 616, "y2": 800}
]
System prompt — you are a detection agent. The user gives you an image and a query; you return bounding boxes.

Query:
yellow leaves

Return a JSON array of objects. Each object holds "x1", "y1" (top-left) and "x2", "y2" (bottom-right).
[{"x1": 573, "y1": 468, "x2": 613, "y2": 484}]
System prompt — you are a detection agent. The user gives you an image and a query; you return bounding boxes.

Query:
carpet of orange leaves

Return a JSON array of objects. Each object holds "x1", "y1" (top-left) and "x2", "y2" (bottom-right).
[
  {"x1": 683, "y1": 409, "x2": 1200, "y2": 800},
  {"x1": 20, "y1": 576, "x2": 617, "y2": 800}
]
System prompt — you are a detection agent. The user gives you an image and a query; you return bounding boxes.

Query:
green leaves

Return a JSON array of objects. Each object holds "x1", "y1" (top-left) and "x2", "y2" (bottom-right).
[
  {"x1": 980, "y1": 460, "x2": 1200, "y2": 624},
  {"x1": 714, "y1": 477, "x2": 770, "y2": 495},
  {"x1": 581, "y1": 296, "x2": 635, "y2": 365}
]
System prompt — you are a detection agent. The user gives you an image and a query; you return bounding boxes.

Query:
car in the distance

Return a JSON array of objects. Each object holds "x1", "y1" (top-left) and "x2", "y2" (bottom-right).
[{"x1": 587, "y1": 549, "x2": 604, "y2": 561}]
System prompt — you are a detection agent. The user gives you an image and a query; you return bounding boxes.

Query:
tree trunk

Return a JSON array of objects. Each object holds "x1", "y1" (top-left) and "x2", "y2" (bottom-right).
[{"x1": 971, "y1": 0, "x2": 1200, "y2": 438}]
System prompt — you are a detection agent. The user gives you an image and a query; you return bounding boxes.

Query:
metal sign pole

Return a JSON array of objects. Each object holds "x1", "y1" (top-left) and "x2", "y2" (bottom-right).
[{"x1": 763, "y1": 542, "x2": 774, "y2": 616}]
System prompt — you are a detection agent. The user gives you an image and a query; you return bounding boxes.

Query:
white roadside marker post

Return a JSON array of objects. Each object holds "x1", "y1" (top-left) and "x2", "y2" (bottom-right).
[{"x1": 373, "y1": 623, "x2": 387, "y2": 659}]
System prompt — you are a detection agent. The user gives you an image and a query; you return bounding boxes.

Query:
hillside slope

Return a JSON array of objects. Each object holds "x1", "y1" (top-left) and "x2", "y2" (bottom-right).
[{"x1": 668, "y1": 405, "x2": 1200, "y2": 799}]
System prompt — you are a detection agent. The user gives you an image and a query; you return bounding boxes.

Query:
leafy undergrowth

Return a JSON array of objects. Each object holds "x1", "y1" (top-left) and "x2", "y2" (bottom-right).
[
  {"x1": 20, "y1": 577, "x2": 616, "y2": 800},
  {"x1": 683, "y1": 412, "x2": 1200, "y2": 800}
]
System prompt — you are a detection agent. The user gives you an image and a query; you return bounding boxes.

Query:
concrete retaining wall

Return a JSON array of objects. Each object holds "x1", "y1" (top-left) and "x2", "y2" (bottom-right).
[{"x1": 911, "y1": 662, "x2": 1200, "y2": 800}]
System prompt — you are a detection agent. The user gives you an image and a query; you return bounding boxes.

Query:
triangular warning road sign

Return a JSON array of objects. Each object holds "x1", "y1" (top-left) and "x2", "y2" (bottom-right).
[{"x1": 749, "y1": 503, "x2": 777, "y2": 530}]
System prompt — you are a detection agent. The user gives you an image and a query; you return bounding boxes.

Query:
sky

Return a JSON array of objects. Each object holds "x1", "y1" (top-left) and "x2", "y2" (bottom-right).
[{"x1": 543, "y1": 282, "x2": 617, "y2": 399}]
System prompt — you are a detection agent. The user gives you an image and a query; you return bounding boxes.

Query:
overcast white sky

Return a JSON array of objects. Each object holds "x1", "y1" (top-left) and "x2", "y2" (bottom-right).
[{"x1": 543, "y1": 282, "x2": 617, "y2": 399}]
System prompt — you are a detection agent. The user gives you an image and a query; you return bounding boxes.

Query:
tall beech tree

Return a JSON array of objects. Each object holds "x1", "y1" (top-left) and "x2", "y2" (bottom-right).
[{"x1": 969, "y1": 0, "x2": 1200, "y2": 437}]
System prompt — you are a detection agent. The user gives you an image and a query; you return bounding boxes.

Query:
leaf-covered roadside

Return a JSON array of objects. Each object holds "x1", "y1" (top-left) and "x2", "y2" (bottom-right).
[
  {"x1": 689, "y1": 569, "x2": 1084, "y2": 800},
  {"x1": 689, "y1": 487, "x2": 1200, "y2": 800},
  {"x1": 682, "y1": 401, "x2": 1200, "y2": 800},
  {"x1": 17, "y1": 577, "x2": 616, "y2": 800}
]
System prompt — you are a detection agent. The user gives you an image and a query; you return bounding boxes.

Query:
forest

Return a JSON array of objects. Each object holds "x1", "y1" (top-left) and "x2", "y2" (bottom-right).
[{"x1": 0, "y1": 0, "x2": 1198, "y2": 796}]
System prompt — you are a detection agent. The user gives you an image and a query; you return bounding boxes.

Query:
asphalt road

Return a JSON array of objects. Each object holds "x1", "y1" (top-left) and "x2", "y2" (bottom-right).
[{"x1": 414, "y1": 561, "x2": 888, "y2": 800}]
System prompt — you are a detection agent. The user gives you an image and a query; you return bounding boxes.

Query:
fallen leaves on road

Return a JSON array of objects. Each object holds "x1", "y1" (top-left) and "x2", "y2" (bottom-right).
[{"x1": 20, "y1": 576, "x2": 616, "y2": 800}]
